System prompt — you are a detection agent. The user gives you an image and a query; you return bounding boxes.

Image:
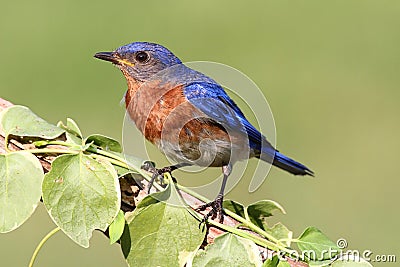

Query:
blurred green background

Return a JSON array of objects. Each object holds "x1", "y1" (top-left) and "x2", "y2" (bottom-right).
[{"x1": 1, "y1": 1, "x2": 399, "y2": 266}]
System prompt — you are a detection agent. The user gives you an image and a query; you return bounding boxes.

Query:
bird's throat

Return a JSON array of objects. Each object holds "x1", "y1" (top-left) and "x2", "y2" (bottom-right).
[{"x1": 123, "y1": 74, "x2": 143, "y2": 109}]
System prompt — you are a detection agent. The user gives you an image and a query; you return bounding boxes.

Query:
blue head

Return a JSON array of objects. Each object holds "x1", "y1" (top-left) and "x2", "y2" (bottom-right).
[{"x1": 94, "y1": 42, "x2": 182, "y2": 81}]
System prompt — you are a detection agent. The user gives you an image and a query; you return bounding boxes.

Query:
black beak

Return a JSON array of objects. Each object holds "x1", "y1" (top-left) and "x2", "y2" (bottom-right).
[{"x1": 94, "y1": 51, "x2": 120, "y2": 64}]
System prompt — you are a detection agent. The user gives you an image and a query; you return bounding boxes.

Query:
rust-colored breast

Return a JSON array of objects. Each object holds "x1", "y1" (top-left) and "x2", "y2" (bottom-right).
[
  {"x1": 124, "y1": 77, "x2": 237, "y2": 166},
  {"x1": 125, "y1": 80, "x2": 188, "y2": 142}
]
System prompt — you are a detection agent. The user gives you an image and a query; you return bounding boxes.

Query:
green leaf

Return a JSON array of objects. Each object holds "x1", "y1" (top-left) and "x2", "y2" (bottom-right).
[
  {"x1": 114, "y1": 166, "x2": 134, "y2": 177},
  {"x1": 247, "y1": 200, "x2": 286, "y2": 229},
  {"x1": 67, "y1": 132, "x2": 83, "y2": 145},
  {"x1": 136, "y1": 184, "x2": 171, "y2": 209},
  {"x1": 124, "y1": 154, "x2": 149, "y2": 173},
  {"x1": 192, "y1": 233, "x2": 262, "y2": 267},
  {"x1": 119, "y1": 222, "x2": 132, "y2": 258},
  {"x1": 124, "y1": 183, "x2": 205, "y2": 267},
  {"x1": 223, "y1": 199, "x2": 245, "y2": 217},
  {"x1": 57, "y1": 118, "x2": 82, "y2": 138},
  {"x1": 265, "y1": 222, "x2": 293, "y2": 247},
  {"x1": 0, "y1": 152, "x2": 44, "y2": 232},
  {"x1": 297, "y1": 227, "x2": 339, "y2": 261},
  {"x1": 66, "y1": 118, "x2": 82, "y2": 137},
  {"x1": 277, "y1": 261, "x2": 290, "y2": 267},
  {"x1": 110, "y1": 153, "x2": 149, "y2": 177},
  {"x1": 85, "y1": 134, "x2": 122, "y2": 153},
  {"x1": 57, "y1": 118, "x2": 83, "y2": 145},
  {"x1": 122, "y1": 154, "x2": 156, "y2": 185},
  {"x1": 109, "y1": 210, "x2": 125, "y2": 244},
  {"x1": 124, "y1": 184, "x2": 175, "y2": 224},
  {"x1": 0, "y1": 105, "x2": 64, "y2": 140},
  {"x1": 42, "y1": 153, "x2": 120, "y2": 247},
  {"x1": 262, "y1": 255, "x2": 279, "y2": 267}
]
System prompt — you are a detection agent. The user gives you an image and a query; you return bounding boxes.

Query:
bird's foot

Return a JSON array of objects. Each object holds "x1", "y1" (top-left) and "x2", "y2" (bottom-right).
[
  {"x1": 141, "y1": 161, "x2": 177, "y2": 193},
  {"x1": 196, "y1": 194, "x2": 225, "y2": 223}
]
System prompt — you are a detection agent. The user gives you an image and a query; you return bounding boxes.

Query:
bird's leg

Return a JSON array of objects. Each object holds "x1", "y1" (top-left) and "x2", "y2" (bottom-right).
[
  {"x1": 196, "y1": 164, "x2": 232, "y2": 223},
  {"x1": 141, "y1": 161, "x2": 191, "y2": 194}
]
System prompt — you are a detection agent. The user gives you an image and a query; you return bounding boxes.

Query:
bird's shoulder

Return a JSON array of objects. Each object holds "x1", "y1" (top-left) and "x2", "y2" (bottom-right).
[
  {"x1": 183, "y1": 81, "x2": 246, "y2": 117},
  {"x1": 182, "y1": 81, "x2": 267, "y2": 147}
]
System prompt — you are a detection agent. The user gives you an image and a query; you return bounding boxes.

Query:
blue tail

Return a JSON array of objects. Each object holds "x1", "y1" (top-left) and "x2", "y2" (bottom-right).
[
  {"x1": 259, "y1": 147, "x2": 314, "y2": 176},
  {"x1": 272, "y1": 152, "x2": 314, "y2": 176}
]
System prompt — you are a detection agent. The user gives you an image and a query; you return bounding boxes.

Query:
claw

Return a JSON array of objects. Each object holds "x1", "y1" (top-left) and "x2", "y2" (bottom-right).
[
  {"x1": 141, "y1": 161, "x2": 156, "y2": 172},
  {"x1": 196, "y1": 194, "x2": 225, "y2": 223},
  {"x1": 141, "y1": 163, "x2": 182, "y2": 194}
]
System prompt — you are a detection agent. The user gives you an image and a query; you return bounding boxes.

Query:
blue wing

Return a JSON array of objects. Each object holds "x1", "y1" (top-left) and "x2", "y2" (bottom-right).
[
  {"x1": 183, "y1": 81, "x2": 313, "y2": 176},
  {"x1": 183, "y1": 82, "x2": 274, "y2": 152}
]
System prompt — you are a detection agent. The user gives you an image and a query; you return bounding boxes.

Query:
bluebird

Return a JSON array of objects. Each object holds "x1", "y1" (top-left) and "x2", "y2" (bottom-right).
[{"x1": 94, "y1": 42, "x2": 313, "y2": 222}]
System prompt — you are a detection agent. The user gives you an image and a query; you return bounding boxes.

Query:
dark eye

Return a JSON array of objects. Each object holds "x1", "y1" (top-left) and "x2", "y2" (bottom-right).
[{"x1": 135, "y1": 51, "x2": 150, "y2": 63}]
